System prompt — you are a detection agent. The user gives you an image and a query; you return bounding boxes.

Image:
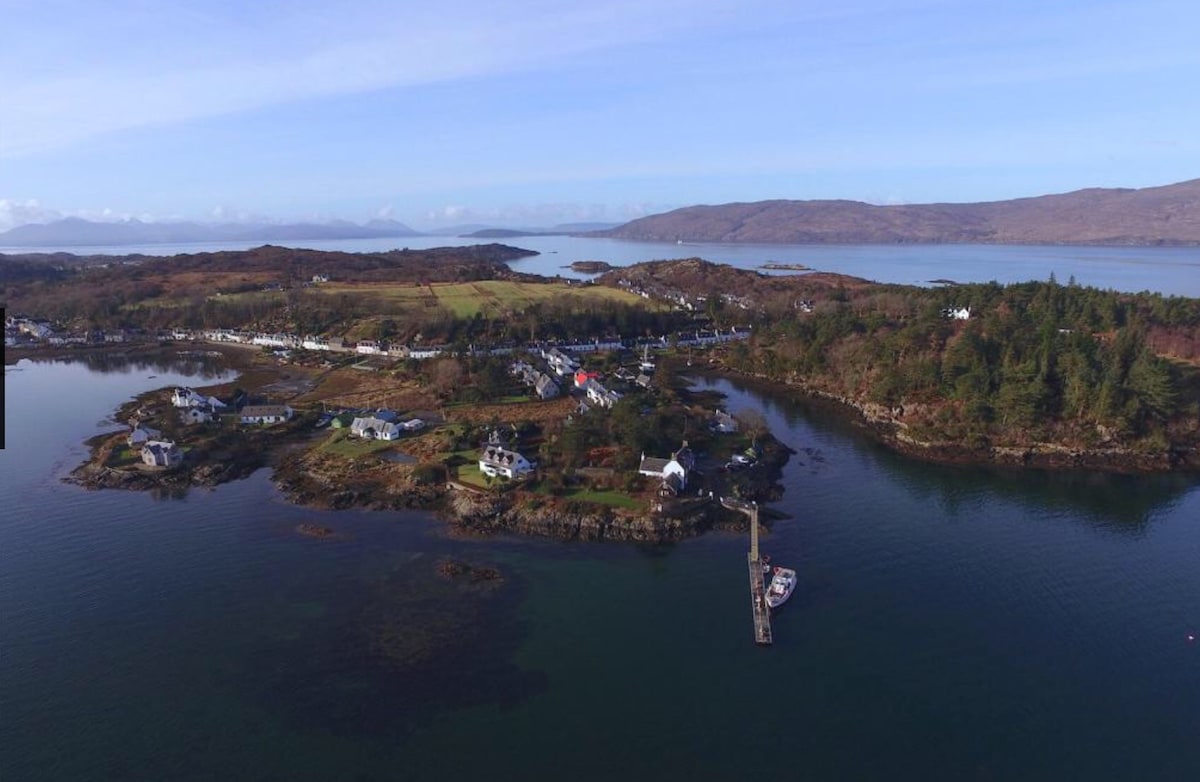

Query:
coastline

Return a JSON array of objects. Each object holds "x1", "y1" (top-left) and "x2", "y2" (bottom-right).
[
  {"x1": 55, "y1": 343, "x2": 789, "y2": 542},
  {"x1": 53, "y1": 338, "x2": 1200, "y2": 549}
]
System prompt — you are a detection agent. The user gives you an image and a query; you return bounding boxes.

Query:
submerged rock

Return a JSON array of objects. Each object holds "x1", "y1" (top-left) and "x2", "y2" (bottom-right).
[{"x1": 296, "y1": 523, "x2": 337, "y2": 539}]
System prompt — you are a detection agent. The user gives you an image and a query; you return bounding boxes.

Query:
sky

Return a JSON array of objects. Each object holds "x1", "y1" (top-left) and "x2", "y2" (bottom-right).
[{"x1": 3, "y1": 0, "x2": 1200, "y2": 230}]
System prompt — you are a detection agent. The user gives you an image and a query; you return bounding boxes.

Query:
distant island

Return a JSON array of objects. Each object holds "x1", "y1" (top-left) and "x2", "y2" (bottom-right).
[
  {"x1": 568, "y1": 260, "x2": 615, "y2": 273},
  {"x1": 759, "y1": 262, "x2": 811, "y2": 271},
  {"x1": 462, "y1": 229, "x2": 556, "y2": 239},
  {"x1": 593, "y1": 178, "x2": 1200, "y2": 246},
  {"x1": 461, "y1": 222, "x2": 621, "y2": 239}
]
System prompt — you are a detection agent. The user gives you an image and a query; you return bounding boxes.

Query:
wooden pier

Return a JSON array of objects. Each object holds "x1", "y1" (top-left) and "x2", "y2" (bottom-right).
[
  {"x1": 748, "y1": 552, "x2": 773, "y2": 645},
  {"x1": 722, "y1": 497, "x2": 773, "y2": 645}
]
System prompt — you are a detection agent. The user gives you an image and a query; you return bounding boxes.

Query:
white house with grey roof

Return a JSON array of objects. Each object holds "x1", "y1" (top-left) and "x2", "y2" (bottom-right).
[
  {"x1": 127, "y1": 423, "x2": 163, "y2": 447},
  {"x1": 239, "y1": 404, "x2": 293, "y2": 425},
  {"x1": 638, "y1": 442, "x2": 696, "y2": 492},
  {"x1": 141, "y1": 440, "x2": 182, "y2": 468},
  {"x1": 478, "y1": 445, "x2": 533, "y2": 480},
  {"x1": 534, "y1": 374, "x2": 560, "y2": 400}
]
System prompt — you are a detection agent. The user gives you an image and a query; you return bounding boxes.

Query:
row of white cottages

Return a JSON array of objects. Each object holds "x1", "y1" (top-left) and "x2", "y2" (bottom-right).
[
  {"x1": 191, "y1": 328, "x2": 750, "y2": 361},
  {"x1": 169, "y1": 387, "x2": 293, "y2": 425},
  {"x1": 197, "y1": 329, "x2": 452, "y2": 359}
]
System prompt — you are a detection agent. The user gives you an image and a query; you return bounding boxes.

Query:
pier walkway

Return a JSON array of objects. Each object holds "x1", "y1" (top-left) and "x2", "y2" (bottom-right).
[
  {"x1": 722, "y1": 496, "x2": 773, "y2": 646},
  {"x1": 748, "y1": 553, "x2": 773, "y2": 645}
]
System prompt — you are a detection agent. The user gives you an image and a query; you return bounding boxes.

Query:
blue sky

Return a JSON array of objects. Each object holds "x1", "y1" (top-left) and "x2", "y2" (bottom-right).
[{"x1": 3, "y1": 0, "x2": 1199, "y2": 230}]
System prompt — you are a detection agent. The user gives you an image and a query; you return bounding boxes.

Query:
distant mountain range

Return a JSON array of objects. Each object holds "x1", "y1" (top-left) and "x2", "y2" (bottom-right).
[
  {"x1": 595, "y1": 179, "x2": 1200, "y2": 246},
  {"x1": 0, "y1": 217, "x2": 421, "y2": 247},
  {"x1": 13, "y1": 178, "x2": 1200, "y2": 249}
]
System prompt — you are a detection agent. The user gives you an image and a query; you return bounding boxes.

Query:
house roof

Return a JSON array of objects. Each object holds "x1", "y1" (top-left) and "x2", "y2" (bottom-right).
[
  {"x1": 351, "y1": 415, "x2": 388, "y2": 430},
  {"x1": 672, "y1": 446, "x2": 695, "y2": 469},
  {"x1": 480, "y1": 445, "x2": 528, "y2": 468},
  {"x1": 639, "y1": 455, "x2": 671, "y2": 475},
  {"x1": 242, "y1": 404, "x2": 290, "y2": 417}
]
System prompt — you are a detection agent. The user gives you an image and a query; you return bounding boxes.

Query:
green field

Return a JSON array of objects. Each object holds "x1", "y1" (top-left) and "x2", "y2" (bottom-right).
[
  {"x1": 454, "y1": 461, "x2": 492, "y2": 488},
  {"x1": 532, "y1": 485, "x2": 642, "y2": 509},
  {"x1": 316, "y1": 430, "x2": 403, "y2": 458},
  {"x1": 321, "y1": 280, "x2": 651, "y2": 318}
]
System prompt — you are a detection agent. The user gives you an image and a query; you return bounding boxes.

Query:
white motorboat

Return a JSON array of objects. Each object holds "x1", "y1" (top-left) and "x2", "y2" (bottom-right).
[{"x1": 765, "y1": 566, "x2": 796, "y2": 609}]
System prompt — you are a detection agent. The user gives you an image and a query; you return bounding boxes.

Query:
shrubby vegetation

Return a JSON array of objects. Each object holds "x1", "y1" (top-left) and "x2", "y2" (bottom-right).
[{"x1": 727, "y1": 277, "x2": 1200, "y2": 449}]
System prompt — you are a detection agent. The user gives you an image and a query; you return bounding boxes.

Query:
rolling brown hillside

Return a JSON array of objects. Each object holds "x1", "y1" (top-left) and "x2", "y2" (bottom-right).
[{"x1": 597, "y1": 179, "x2": 1200, "y2": 245}]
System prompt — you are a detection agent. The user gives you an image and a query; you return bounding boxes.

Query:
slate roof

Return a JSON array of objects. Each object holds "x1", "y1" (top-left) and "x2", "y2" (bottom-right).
[
  {"x1": 480, "y1": 446, "x2": 528, "y2": 468},
  {"x1": 638, "y1": 455, "x2": 671, "y2": 475},
  {"x1": 241, "y1": 404, "x2": 291, "y2": 418}
]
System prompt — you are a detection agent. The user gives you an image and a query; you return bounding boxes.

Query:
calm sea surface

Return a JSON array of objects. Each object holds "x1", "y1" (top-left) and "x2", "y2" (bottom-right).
[
  {"x1": 3, "y1": 358, "x2": 1200, "y2": 780},
  {"x1": 4, "y1": 235, "x2": 1200, "y2": 296}
]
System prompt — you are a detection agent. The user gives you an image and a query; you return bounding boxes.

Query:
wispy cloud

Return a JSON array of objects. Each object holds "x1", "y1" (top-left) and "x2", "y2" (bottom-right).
[
  {"x1": 0, "y1": 199, "x2": 160, "y2": 231},
  {"x1": 0, "y1": 0, "x2": 760, "y2": 157},
  {"x1": 0, "y1": 199, "x2": 62, "y2": 231}
]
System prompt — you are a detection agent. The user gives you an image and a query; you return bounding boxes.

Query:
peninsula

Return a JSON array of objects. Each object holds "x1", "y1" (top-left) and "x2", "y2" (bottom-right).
[{"x1": 7, "y1": 243, "x2": 1200, "y2": 544}]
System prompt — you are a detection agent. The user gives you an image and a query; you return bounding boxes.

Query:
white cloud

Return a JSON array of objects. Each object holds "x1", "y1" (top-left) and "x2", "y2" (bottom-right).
[
  {"x1": 0, "y1": 199, "x2": 61, "y2": 231},
  {"x1": 0, "y1": 0, "x2": 755, "y2": 158},
  {"x1": 0, "y1": 199, "x2": 191, "y2": 230},
  {"x1": 208, "y1": 205, "x2": 273, "y2": 224}
]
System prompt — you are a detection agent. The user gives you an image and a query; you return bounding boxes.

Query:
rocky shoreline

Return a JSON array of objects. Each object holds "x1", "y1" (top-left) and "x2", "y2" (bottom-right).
[
  {"x1": 68, "y1": 399, "x2": 784, "y2": 544},
  {"x1": 441, "y1": 488, "x2": 733, "y2": 542},
  {"x1": 63, "y1": 338, "x2": 1196, "y2": 548},
  {"x1": 708, "y1": 365, "x2": 1200, "y2": 473}
]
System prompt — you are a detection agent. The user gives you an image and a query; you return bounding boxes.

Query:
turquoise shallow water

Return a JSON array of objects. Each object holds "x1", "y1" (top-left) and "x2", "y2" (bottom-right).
[{"x1": 3, "y1": 358, "x2": 1200, "y2": 780}]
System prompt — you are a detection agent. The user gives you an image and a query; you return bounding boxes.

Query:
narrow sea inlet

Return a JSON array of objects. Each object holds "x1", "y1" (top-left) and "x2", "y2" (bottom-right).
[{"x1": 3, "y1": 357, "x2": 1199, "y2": 780}]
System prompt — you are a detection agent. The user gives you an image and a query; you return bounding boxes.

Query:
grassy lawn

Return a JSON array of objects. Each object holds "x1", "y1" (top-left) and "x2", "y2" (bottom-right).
[
  {"x1": 107, "y1": 445, "x2": 140, "y2": 467},
  {"x1": 531, "y1": 485, "x2": 642, "y2": 510},
  {"x1": 444, "y1": 393, "x2": 531, "y2": 408},
  {"x1": 317, "y1": 280, "x2": 652, "y2": 319},
  {"x1": 315, "y1": 432, "x2": 401, "y2": 458},
  {"x1": 455, "y1": 461, "x2": 492, "y2": 488}
]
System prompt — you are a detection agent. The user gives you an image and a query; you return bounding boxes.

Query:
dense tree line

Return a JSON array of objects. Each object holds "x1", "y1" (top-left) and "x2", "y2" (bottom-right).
[{"x1": 727, "y1": 278, "x2": 1200, "y2": 450}]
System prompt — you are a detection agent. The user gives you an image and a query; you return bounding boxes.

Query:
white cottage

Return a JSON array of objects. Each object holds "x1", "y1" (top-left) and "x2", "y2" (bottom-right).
[
  {"x1": 239, "y1": 404, "x2": 294, "y2": 424},
  {"x1": 478, "y1": 445, "x2": 533, "y2": 480},
  {"x1": 638, "y1": 442, "x2": 696, "y2": 491},
  {"x1": 127, "y1": 423, "x2": 163, "y2": 447},
  {"x1": 141, "y1": 440, "x2": 182, "y2": 468}
]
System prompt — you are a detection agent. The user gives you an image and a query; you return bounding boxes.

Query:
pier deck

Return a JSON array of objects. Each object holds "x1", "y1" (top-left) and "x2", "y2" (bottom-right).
[
  {"x1": 722, "y1": 496, "x2": 773, "y2": 645},
  {"x1": 749, "y1": 554, "x2": 773, "y2": 645}
]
